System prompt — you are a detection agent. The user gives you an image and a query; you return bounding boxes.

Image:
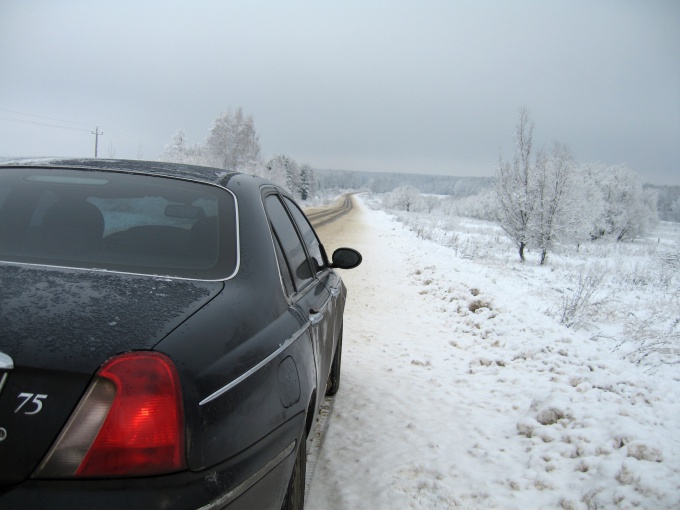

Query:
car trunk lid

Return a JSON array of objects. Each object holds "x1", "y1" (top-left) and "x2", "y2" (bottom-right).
[{"x1": 0, "y1": 264, "x2": 222, "y2": 485}]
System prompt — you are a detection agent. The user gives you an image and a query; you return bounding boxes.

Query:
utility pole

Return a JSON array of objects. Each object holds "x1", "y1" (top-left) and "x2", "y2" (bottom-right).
[{"x1": 92, "y1": 126, "x2": 103, "y2": 158}]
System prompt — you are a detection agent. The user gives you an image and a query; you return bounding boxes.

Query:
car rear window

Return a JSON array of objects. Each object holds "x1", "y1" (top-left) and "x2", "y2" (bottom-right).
[{"x1": 0, "y1": 167, "x2": 238, "y2": 280}]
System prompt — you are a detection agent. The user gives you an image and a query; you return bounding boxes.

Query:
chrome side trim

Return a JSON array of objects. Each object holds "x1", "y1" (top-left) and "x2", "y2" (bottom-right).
[
  {"x1": 198, "y1": 324, "x2": 309, "y2": 406},
  {"x1": 197, "y1": 440, "x2": 296, "y2": 510},
  {"x1": 0, "y1": 373, "x2": 8, "y2": 398},
  {"x1": 0, "y1": 352, "x2": 13, "y2": 370}
]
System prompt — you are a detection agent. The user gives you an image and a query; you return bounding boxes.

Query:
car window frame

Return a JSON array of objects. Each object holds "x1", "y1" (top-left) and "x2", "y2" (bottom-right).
[
  {"x1": 281, "y1": 196, "x2": 329, "y2": 273},
  {"x1": 0, "y1": 167, "x2": 240, "y2": 281},
  {"x1": 262, "y1": 188, "x2": 321, "y2": 300}
]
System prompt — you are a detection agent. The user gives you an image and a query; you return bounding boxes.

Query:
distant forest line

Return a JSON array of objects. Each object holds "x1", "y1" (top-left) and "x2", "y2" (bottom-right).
[{"x1": 315, "y1": 168, "x2": 680, "y2": 222}]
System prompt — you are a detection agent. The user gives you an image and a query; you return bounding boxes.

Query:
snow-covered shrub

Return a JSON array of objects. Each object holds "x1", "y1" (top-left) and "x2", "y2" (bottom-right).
[
  {"x1": 552, "y1": 263, "x2": 608, "y2": 329},
  {"x1": 374, "y1": 190, "x2": 679, "y2": 368},
  {"x1": 616, "y1": 306, "x2": 680, "y2": 367},
  {"x1": 441, "y1": 189, "x2": 496, "y2": 221},
  {"x1": 660, "y1": 248, "x2": 680, "y2": 272}
]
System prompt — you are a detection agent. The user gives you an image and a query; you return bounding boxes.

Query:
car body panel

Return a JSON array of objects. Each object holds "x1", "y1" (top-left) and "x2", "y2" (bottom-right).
[
  {"x1": 0, "y1": 266, "x2": 222, "y2": 485},
  {"x1": 0, "y1": 413, "x2": 304, "y2": 510},
  {"x1": 0, "y1": 265, "x2": 222, "y2": 374},
  {"x1": 0, "y1": 365, "x2": 88, "y2": 486},
  {"x1": 0, "y1": 159, "x2": 358, "y2": 509}
]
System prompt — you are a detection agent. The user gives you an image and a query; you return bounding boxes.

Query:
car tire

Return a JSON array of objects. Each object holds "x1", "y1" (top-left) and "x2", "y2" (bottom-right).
[
  {"x1": 325, "y1": 327, "x2": 342, "y2": 396},
  {"x1": 281, "y1": 431, "x2": 306, "y2": 510}
]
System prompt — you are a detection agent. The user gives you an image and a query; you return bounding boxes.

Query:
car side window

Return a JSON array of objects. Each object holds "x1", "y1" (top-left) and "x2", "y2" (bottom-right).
[
  {"x1": 272, "y1": 232, "x2": 295, "y2": 296},
  {"x1": 283, "y1": 197, "x2": 326, "y2": 272},
  {"x1": 265, "y1": 194, "x2": 314, "y2": 293}
]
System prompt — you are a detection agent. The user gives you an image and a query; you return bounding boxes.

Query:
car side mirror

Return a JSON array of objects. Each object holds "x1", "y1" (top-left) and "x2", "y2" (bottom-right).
[{"x1": 330, "y1": 248, "x2": 362, "y2": 269}]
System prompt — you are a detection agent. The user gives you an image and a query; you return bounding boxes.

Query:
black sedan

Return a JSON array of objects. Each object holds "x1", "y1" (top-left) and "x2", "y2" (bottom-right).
[{"x1": 0, "y1": 159, "x2": 361, "y2": 509}]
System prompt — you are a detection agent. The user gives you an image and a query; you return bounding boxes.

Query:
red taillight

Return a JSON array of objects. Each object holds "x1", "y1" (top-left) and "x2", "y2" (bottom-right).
[{"x1": 34, "y1": 352, "x2": 186, "y2": 478}]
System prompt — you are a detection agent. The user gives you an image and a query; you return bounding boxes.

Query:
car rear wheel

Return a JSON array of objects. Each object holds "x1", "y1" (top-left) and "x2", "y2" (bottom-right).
[
  {"x1": 325, "y1": 327, "x2": 342, "y2": 396},
  {"x1": 281, "y1": 430, "x2": 306, "y2": 510}
]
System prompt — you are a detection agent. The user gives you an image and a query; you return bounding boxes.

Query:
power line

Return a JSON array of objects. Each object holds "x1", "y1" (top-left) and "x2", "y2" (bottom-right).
[
  {"x1": 0, "y1": 109, "x2": 107, "y2": 157},
  {"x1": 0, "y1": 115, "x2": 91, "y2": 132},
  {"x1": 0, "y1": 109, "x2": 140, "y2": 143},
  {"x1": 0, "y1": 107, "x2": 93, "y2": 128},
  {"x1": 0, "y1": 107, "x2": 145, "y2": 157}
]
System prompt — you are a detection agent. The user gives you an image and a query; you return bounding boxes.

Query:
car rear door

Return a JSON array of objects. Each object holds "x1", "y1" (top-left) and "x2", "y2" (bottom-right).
[
  {"x1": 263, "y1": 192, "x2": 334, "y2": 407},
  {"x1": 280, "y1": 196, "x2": 343, "y2": 383}
]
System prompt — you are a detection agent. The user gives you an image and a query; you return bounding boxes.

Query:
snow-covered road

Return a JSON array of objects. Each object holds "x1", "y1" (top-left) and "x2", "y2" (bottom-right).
[{"x1": 307, "y1": 195, "x2": 679, "y2": 509}]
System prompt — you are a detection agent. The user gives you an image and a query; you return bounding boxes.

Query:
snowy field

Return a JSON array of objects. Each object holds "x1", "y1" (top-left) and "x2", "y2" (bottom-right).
[{"x1": 306, "y1": 195, "x2": 680, "y2": 510}]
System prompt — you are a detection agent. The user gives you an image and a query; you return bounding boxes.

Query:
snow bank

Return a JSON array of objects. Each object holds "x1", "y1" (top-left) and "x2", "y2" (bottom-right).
[{"x1": 307, "y1": 196, "x2": 680, "y2": 509}]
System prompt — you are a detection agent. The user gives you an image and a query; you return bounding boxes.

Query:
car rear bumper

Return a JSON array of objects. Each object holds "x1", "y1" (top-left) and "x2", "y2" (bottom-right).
[{"x1": 0, "y1": 413, "x2": 304, "y2": 510}]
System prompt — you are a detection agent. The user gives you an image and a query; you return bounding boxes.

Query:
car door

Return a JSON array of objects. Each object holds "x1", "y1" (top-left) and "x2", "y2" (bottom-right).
[
  {"x1": 263, "y1": 192, "x2": 333, "y2": 409},
  {"x1": 280, "y1": 196, "x2": 342, "y2": 388}
]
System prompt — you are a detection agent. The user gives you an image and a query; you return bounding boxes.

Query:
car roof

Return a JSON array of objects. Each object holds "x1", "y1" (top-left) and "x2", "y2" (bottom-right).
[{"x1": 0, "y1": 158, "x2": 241, "y2": 187}]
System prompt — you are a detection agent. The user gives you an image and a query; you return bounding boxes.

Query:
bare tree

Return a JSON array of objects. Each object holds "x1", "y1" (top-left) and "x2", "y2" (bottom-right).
[
  {"x1": 494, "y1": 107, "x2": 535, "y2": 262},
  {"x1": 531, "y1": 143, "x2": 578, "y2": 264}
]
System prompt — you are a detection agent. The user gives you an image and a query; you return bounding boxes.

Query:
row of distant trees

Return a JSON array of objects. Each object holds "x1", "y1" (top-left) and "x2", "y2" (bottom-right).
[
  {"x1": 159, "y1": 108, "x2": 316, "y2": 200},
  {"x1": 385, "y1": 108, "x2": 660, "y2": 264}
]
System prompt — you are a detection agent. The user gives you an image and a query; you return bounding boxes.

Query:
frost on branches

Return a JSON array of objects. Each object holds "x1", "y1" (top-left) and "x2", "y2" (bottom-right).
[
  {"x1": 265, "y1": 155, "x2": 317, "y2": 199},
  {"x1": 385, "y1": 186, "x2": 421, "y2": 212},
  {"x1": 494, "y1": 108, "x2": 658, "y2": 264},
  {"x1": 205, "y1": 108, "x2": 260, "y2": 171},
  {"x1": 160, "y1": 109, "x2": 260, "y2": 173},
  {"x1": 587, "y1": 163, "x2": 659, "y2": 242},
  {"x1": 159, "y1": 129, "x2": 207, "y2": 166},
  {"x1": 159, "y1": 109, "x2": 317, "y2": 200}
]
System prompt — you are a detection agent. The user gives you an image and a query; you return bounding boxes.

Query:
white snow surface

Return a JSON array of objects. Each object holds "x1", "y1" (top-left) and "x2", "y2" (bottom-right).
[{"x1": 307, "y1": 196, "x2": 680, "y2": 510}]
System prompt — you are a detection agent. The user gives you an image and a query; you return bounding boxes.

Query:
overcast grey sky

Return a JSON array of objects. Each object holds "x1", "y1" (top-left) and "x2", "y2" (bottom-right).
[{"x1": 1, "y1": 0, "x2": 678, "y2": 184}]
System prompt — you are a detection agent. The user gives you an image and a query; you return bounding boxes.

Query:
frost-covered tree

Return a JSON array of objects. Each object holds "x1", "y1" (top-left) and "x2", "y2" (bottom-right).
[
  {"x1": 590, "y1": 164, "x2": 658, "y2": 241},
  {"x1": 567, "y1": 165, "x2": 605, "y2": 247},
  {"x1": 206, "y1": 108, "x2": 260, "y2": 171},
  {"x1": 266, "y1": 154, "x2": 297, "y2": 192},
  {"x1": 494, "y1": 107, "x2": 536, "y2": 262},
  {"x1": 443, "y1": 189, "x2": 496, "y2": 221},
  {"x1": 672, "y1": 196, "x2": 680, "y2": 221},
  {"x1": 386, "y1": 186, "x2": 421, "y2": 212},
  {"x1": 159, "y1": 129, "x2": 209, "y2": 166},
  {"x1": 494, "y1": 109, "x2": 616, "y2": 263},
  {"x1": 161, "y1": 129, "x2": 189, "y2": 163},
  {"x1": 262, "y1": 157, "x2": 316, "y2": 199},
  {"x1": 285, "y1": 161, "x2": 300, "y2": 195},
  {"x1": 530, "y1": 143, "x2": 581, "y2": 264},
  {"x1": 649, "y1": 184, "x2": 680, "y2": 222},
  {"x1": 414, "y1": 194, "x2": 440, "y2": 214},
  {"x1": 299, "y1": 164, "x2": 316, "y2": 200}
]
